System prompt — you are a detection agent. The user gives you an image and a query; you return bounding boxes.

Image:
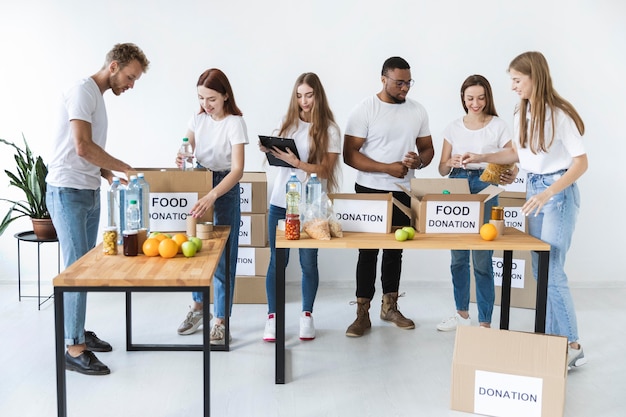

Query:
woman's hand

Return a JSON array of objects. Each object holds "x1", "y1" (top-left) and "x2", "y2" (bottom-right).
[
  {"x1": 269, "y1": 146, "x2": 300, "y2": 169},
  {"x1": 499, "y1": 166, "x2": 518, "y2": 185},
  {"x1": 448, "y1": 154, "x2": 465, "y2": 169},
  {"x1": 461, "y1": 152, "x2": 483, "y2": 166},
  {"x1": 521, "y1": 189, "x2": 553, "y2": 217},
  {"x1": 189, "y1": 192, "x2": 217, "y2": 218},
  {"x1": 175, "y1": 152, "x2": 184, "y2": 169}
]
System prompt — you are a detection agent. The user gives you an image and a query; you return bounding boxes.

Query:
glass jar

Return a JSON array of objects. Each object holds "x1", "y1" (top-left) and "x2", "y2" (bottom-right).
[
  {"x1": 103, "y1": 226, "x2": 118, "y2": 255},
  {"x1": 122, "y1": 229, "x2": 138, "y2": 256},
  {"x1": 491, "y1": 206, "x2": 504, "y2": 221},
  {"x1": 285, "y1": 214, "x2": 300, "y2": 240}
]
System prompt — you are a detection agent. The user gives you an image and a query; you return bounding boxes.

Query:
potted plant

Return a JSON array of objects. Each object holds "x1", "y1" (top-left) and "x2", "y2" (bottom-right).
[{"x1": 0, "y1": 135, "x2": 56, "y2": 240}]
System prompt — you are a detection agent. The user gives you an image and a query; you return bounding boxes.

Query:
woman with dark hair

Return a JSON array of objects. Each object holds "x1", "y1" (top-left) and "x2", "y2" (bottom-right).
[
  {"x1": 462, "y1": 52, "x2": 588, "y2": 370},
  {"x1": 176, "y1": 68, "x2": 248, "y2": 345},
  {"x1": 437, "y1": 74, "x2": 513, "y2": 331},
  {"x1": 260, "y1": 72, "x2": 341, "y2": 342}
]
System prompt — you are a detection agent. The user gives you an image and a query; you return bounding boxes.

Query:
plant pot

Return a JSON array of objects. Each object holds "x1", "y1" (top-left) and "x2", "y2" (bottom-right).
[{"x1": 32, "y1": 218, "x2": 57, "y2": 240}]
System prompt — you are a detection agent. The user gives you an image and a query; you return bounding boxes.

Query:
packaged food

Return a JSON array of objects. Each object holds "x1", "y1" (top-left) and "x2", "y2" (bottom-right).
[
  {"x1": 480, "y1": 163, "x2": 515, "y2": 184},
  {"x1": 303, "y1": 218, "x2": 331, "y2": 240},
  {"x1": 103, "y1": 226, "x2": 118, "y2": 255}
]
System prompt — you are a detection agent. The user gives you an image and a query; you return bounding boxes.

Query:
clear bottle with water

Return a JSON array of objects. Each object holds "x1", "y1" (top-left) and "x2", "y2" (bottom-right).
[
  {"x1": 286, "y1": 172, "x2": 302, "y2": 201},
  {"x1": 179, "y1": 137, "x2": 194, "y2": 171},
  {"x1": 107, "y1": 177, "x2": 122, "y2": 244},
  {"x1": 137, "y1": 172, "x2": 150, "y2": 232},
  {"x1": 124, "y1": 175, "x2": 141, "y2": 228},
  {"x1": 305, "y1": 173, "x2": 323, "y2": 217},
  {"x1": 126, "y1": 199, "x2": 141, "y2": 230}
]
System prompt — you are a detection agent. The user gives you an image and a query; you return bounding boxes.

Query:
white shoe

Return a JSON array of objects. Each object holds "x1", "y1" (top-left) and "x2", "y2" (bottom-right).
[
  {"x1": 299, "y1": 312, "x2": 316, "y2": 341},
  {"x1": 567, "y1": 345, "x2": 587, "y2": 370},
  {"x1": 209, "y1": 323, "x2": 232, "y2": 345},
  {"x1": 263, "y1": 314, "x2": 276, "y2": 342},
  {"x1": 436, "y1": 313, "x2": 471, "y2": 331}
]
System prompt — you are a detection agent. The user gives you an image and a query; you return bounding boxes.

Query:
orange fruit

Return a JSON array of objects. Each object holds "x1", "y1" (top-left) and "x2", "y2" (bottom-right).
[
  {"x1": 479, "y1": 223, "x2": 498, "y2": 241},
  {"x1": 153, "y1": 233, "x2": 168, "y2": 242},
  {"x1": 172, "y1": 233, "x2": 188, "y2": 253},
  {"x1": 158, "y1": 238, "x2": 179, "y2": 258},
  {"x1": 142, "y1": 238, "x2": 161, "y2": 257}
]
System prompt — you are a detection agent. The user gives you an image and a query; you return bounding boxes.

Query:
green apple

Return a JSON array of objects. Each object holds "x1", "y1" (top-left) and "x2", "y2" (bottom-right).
[
  {"x1": 401, "y1": 226, "x2": 416, "y2": 240},
  {"x1": 189, "y1": 236, "x2": 203, "y2": 252},
  {"x1": 149, "y1": 231, "x2": 161, "y2": 239},
  {"x1": 181, "y1": 241, "x2": 197, "y2": 258},
  {"x1": 394, "y1": 229, "x2": 409, "y2": 241}
]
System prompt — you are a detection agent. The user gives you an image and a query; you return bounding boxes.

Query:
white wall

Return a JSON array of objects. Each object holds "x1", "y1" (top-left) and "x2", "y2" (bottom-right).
[{"x1": 1, "y1": 0, "x2": 624, "y2": 287}]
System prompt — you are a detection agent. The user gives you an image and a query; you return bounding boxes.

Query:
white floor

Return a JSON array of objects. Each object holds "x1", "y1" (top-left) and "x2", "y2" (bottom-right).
[{"x1": 0, "y1": 280, "x2": 623, "y2": 417}]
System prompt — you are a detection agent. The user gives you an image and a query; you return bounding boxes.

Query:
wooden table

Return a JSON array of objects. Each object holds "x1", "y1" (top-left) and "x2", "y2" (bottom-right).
[
  {"x1": 274, "y1": 227, "x2": 550, "y2": 384},
  {"x1": 53, "y1": 226, "x2": 230, "y2": 417}
]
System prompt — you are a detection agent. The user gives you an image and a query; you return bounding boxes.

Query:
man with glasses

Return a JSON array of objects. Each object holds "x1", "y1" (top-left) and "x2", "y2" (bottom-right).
[{"x1": 343, "y1": 56, "x2": 434, "y2": 337}]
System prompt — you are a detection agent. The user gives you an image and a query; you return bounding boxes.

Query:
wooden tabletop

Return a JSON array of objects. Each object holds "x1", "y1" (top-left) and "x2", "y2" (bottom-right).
[
  {"x1": 53, "y1": 227, "x2": 230, "y2": 288},
  {"x1": 276, "y1": 227, "x2": 550, "y2": 251}
]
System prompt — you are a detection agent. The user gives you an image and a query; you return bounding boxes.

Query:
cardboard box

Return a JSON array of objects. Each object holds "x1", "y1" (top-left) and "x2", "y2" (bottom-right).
[
  {"x1": 471, "y1": 250, "x2": 537, "y2": 309},
  {"x1": 240, "y1": 172, "x2": 267, "y2": 214},
  {"x1": 499, "y1": 197, "x2": 528, "y2": 233},
  {"x1": 451, "y1": 327, "x2": 568, "y2": 417},
  {"x1": 237, "y1": 247, "x2": 270, "y2": 276},
  {"x1": 239, "y1": 213, "x2": 267, "y2": 247},
  {"x1": 398, "y1": 178, "x2": 502, "y2": 233},
  {"x1": 499, "y1": 167, "x2": 528, "y2": 199},
  {"x1": 209, "y1": 275, "x2": 267, "y2": 304},
  {"x1": 328, "y1": 193, "x2": 406, "y2": 233},
  {"x1": 129, "y1": 168, "x2": 213, "y2": 233}
]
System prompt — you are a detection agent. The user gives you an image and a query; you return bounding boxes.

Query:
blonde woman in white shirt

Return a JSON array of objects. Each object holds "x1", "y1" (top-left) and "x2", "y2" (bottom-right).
[{"x1": 462, "y1": 52, "x2": 588, "y2": 370}]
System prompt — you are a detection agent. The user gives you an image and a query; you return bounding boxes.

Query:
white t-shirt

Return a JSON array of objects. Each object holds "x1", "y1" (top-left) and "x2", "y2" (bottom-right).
[
  {"x1": 514, "y1": 107, "x2": 585, "y2": 174},
  {"x1": 47, "y1": 77, "x2": 108, "y2": 190},
  {"x1": 344, "y1": 95, "x2": 431, "y2": 191},
  {"x1": 442, "y1": 116, "x2": 511, "y2": 170},
  {"x1": 268, "y1": 119, "x2": 341, "y2": 208},
  {"x1": 188, "y1": 113, "x2": 249, "y2": 171}
]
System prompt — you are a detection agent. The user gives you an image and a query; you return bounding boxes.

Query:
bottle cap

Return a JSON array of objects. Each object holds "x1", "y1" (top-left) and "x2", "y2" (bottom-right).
[
  {"x1": 442, "y1": 189, "x2": 450, "y2": 194},
  {"x1": 122, "y1": 230, "x2": 138, "y2": 235},
  {"x1": 112, "y1": 176, "x2": 120, "y2": 182},
  {"x1": 183, "y1": 137, "x2": 189, "y2": 142},
  {"x1": 130, "y1": 200, "x2": 137, "y2": 204}
]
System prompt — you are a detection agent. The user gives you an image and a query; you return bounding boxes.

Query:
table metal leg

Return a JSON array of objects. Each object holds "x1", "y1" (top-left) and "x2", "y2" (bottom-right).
[
  {"x1": 17, "y1": 239, "x2": 22, "y2": 301},
  {"x1": 203, "y1": 285, "x2": 211, "y2": 417},
  {"x1": 499, "y1": 250, "x2": 513, "y2": 330},
  {"x1": 275, "y1": 247, "x2": 286, "y2": 384},
  {"x1": 534, "y1": 250, "x2": 549, "y2": 333},
  {"x1": 54, "y1": 288, "x2": 67, "y2": 417}
]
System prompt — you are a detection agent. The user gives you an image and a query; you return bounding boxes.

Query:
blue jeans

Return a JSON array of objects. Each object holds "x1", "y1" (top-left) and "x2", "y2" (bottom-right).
[
  {"x1": 527, "y1": 170, "x2": 580, "y2": 342},
  {"x1": 266, "y1": 204, "x2": 319, "y2": 313},
  {"x1": 47, "y1": 185, "x2": 100, "y2": 345},
  {"x1": 192, "y1": 170, "x2": 240, "y2": 319},
  {"x1": 448, "y1": 168, "x2": 497, "y2": 323}
]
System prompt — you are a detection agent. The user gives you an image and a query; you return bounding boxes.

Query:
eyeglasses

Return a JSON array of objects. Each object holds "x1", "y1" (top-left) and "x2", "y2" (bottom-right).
[{"x1": 385, "y1": 76, "x2": 415, "y2": 89}]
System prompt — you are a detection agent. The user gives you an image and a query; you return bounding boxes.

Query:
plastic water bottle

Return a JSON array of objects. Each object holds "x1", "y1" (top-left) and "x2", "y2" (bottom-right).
[
  {"x1": 137, "y1": 172, "x2": 150, "y2": 232},
  {"x1": 117, "y1": 183, "x2": 127, "y2": 244},
  {"x1": 286, "y1": 172, "x2": 302, "y2": 201},
  {"x1": 107, "y1": 177, "x2": 121, "y2": 229},
  {"x1": 126, "y1": 199, "x2": 141, "y2": 230},
  {"x1": 305, "y1": 173, "x2": 322, "y2": 216},
  {"x1": 124, "y1": 175, "x2": 141, "y2": 227},
  {"x1": 179, "y1": 137, "x2": 194, "y2": 171}
]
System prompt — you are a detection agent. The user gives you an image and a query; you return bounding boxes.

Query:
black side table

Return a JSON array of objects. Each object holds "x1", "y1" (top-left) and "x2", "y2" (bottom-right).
[{"x1": 14, "y1": 231, "x2": 60, "y2": 310}]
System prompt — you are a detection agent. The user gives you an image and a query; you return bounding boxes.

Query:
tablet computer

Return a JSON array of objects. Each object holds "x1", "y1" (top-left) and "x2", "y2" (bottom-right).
[{"x1": 259, "y1": 135, "x2": 301, "y2": 168}]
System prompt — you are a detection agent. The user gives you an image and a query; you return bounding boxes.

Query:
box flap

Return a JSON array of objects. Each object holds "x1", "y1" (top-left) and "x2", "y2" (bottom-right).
[
  {"x1": 479, "y1": 184, "x2": 505, "y2": 202},
  {"x1": 410, "y1": 178, "x2": 470, "y2": 199}
]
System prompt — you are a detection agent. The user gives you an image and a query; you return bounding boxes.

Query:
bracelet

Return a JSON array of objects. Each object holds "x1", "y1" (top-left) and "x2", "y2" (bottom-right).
[{"x1": 416, "y1": 156, "x2": 425, "y2": 170}]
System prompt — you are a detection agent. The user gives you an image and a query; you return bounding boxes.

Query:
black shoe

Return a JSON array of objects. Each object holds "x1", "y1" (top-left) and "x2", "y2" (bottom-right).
[
  {"x1": 65, "y1": 350, "x2": 111, "y2": 376},
  {"x1": 84, "y1": 330, "x2": 112, "y2": 352}
]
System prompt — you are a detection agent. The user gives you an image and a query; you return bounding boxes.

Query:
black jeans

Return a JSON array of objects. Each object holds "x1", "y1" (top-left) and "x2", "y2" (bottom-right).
[{"x1": 354, "y1": 183, "x2": 411, "y2": 299}]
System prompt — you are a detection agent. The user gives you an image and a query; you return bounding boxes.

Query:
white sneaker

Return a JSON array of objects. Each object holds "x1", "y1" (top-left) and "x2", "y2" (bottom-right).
[
  {"x1": 299, "y1": 312, "x2": 315, "y2": 341},
  {"x1": 436, "y1": 313, "x2": 471, "y2": 331},
  {"x1": 209, "y1": 323, "x2": 232, "y2": 345},
  {"x1": 567, "y1": 345, "x2": 587, "y2": 370},
  {"x1": 263, "y1": 314, "x2": 276, "y2": 342}
]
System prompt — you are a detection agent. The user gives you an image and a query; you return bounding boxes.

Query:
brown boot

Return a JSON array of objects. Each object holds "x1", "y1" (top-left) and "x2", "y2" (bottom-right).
[
  {"x1": 345, "y1": 298, "x2": 371, "y2": 337},
  {"x1": 380, "y1": 292, "x2": 415, "y2": 329}
]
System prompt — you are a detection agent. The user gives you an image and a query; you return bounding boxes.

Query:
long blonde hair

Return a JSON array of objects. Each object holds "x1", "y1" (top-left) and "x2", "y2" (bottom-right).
[
  {"x1": 278, "y1": 72, "x2": 340, "y2": 192},
  {"x1": 509, "y1": 51, "x2": 585, "y2": 153}
]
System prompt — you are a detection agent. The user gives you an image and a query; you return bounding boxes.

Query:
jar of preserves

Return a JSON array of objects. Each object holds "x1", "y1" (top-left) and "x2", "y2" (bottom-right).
[
  {"x1": 122, "y1": 229, "x2": 138, "y2": 256},
  {"x1": 491, "y1": 206, "x2": 504, "y2": 221},
  {"x1": 103, "y1": 226, "x2": 118, "y2": 255},
  {"x1": 285, "y1": 214, "x2": 300, "y2": 240}
]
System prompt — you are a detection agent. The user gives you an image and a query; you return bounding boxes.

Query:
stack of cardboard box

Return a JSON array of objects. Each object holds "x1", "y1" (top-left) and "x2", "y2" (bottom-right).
[
  {"x1": 471, "y1": 168, "x2": 537, "y2": 309},
  {"x1": 232, "y1": 172, "x2": 269, "y2": 303}
]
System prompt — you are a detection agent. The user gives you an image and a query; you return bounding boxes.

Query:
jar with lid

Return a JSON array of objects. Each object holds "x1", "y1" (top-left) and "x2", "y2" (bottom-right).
[
  {"x1": 122, "y1": 229, "x2": 139, "y2": 256},
  {"x1": 285, "y1": 214, "x2": 301, "y2": 240},
  {"x1": 103, "y1": 226, "x2": 118, "y2": 255},
  {"x1": 491, "y1": 206, "x2": 504, "y2": 221}
]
